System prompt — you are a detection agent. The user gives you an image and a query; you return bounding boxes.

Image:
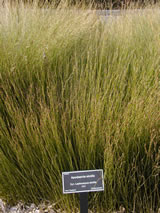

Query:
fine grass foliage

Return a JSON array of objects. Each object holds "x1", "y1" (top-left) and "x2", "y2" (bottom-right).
[{"x1": 0, "y1": 3, "x2": 160, "y2": 212}]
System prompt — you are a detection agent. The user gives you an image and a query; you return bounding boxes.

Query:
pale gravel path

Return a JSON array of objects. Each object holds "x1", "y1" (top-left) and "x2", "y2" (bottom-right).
[
  {"x1": 1, "y1": 199, "x2": 160, "y2": 213},
  {"x1": 0, "y1": 199, "x2": 126, "y2": 213}
]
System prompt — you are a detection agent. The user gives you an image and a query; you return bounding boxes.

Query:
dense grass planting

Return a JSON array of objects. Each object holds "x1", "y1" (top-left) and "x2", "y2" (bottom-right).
[{"x1": 0, "y1": 3, "x2": 160, "y2": 212}]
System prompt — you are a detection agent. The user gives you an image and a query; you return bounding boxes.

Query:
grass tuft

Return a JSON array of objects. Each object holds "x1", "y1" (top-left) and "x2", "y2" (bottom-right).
[{"x1": 0, "y1": 3, "x2": 160, "y2": 212}]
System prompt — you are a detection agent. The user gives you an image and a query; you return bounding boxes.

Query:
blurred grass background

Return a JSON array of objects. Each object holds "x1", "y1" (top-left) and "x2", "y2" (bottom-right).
[
  {"x1": 1, "y1": 0, "x2": 159, "y2": 9},
  {"x1": 0, "y1": 2, "x2": 160, "y2": 212}
]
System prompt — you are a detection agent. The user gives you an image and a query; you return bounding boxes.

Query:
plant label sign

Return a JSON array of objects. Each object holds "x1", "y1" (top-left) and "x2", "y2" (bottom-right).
[{"x1": 62, "y1": 169, "x2": 104, "y2": 194}]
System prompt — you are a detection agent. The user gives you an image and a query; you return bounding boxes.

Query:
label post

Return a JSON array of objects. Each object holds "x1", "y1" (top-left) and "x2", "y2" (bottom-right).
[
  {"x1": 80, "y1": 192, "x2": 88, "y2": 213},
  {"x1": 62, "y1": 169, "x2": 104, "y2": 213}
]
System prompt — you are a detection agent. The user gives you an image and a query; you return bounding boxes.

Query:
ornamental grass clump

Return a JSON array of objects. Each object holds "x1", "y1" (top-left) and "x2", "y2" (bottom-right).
[{"x1": 0, "y1": 2, "x2": 160, "y2": 212}]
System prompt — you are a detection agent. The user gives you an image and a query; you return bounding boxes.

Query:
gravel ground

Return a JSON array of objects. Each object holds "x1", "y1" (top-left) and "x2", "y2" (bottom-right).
[
  {"x1": 1, "y1": 199, "x2": 160, "y2": 213},
  {"x1": 0, "y1": 199, "x2": 126, "y2": 213}
]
